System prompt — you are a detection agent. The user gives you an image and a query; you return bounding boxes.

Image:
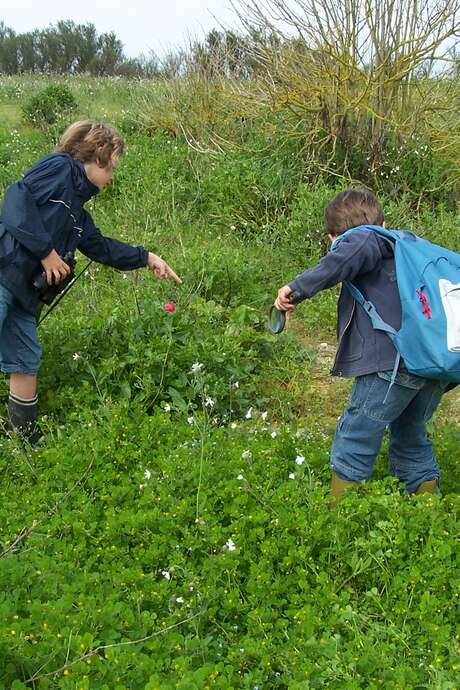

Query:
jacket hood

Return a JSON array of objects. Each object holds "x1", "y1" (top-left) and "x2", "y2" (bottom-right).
[
  {"x1": 23, "y1": 152, "x2": 99, "y2": 203},
  {"x1": 375, "y1": 233, "x2": 395, "y2": 260}
]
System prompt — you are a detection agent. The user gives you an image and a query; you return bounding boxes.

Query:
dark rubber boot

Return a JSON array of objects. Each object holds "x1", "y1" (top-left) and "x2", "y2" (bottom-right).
[{"x1": 7, "y1": 394, "x2": 41, "y2": 445}]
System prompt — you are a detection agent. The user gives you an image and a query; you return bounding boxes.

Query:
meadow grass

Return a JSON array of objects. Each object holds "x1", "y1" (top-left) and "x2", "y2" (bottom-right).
[{"x1": 0, "y1": 75, "x2": 459, "y2": 689}]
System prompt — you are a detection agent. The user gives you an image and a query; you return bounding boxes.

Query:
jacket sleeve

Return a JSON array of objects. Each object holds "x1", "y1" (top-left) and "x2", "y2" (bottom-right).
[
  {"x1": 288, "y1": 232, "x2": 383, "y2": 299},
  {"x1": 0, "y1": 182, "x2": 54, "y2": 259},
  {"x1": 0, "y1": 154, "x2": 76, "y2": 260},
  {"x1": 77, "y1": 210, "x2": 149, "y2": 270}
]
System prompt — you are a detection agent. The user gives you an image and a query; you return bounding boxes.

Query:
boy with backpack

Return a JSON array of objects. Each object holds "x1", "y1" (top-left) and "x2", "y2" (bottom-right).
[
  {"x1": 0, "y1": 120, "x2": 181, "y2": 443},
  {"x1": 275, "y1": 188, "x2": 453, "y2": 503}
]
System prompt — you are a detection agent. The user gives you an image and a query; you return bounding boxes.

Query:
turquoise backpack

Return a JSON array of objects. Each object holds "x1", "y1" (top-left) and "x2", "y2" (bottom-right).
[{"x1": 332, "y1": 225, "x2": 460, "y2": 388}]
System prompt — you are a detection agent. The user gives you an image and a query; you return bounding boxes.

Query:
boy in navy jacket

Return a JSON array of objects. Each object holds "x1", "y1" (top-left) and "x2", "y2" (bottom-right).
[
  {"x1": 0, "y1": 120, "x2": 181, "y2": 442},
  {"x1": 275, "y1": 189, "x2": 446, "y2": 503}
]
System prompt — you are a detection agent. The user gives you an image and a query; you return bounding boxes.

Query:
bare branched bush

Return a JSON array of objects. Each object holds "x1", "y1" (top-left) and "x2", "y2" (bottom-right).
[{"x1": 231, "y1": 0, "x2": 460, "y2": 192}]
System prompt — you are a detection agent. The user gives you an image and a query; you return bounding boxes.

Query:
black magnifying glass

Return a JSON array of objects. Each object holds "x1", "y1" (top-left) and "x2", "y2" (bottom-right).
[{"x1": 267, "y1": 290, "x2": 302, "y2": 334}]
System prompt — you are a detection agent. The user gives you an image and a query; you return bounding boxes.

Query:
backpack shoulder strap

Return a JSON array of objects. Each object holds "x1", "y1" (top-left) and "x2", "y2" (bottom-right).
[{"x1": 343, "y1": 281, "x2": 397, "y2": 339}]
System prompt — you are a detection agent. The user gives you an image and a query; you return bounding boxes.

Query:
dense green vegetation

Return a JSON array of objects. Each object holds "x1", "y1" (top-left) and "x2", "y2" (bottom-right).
[{"x1": 0, "y1": 74, "x2": 459, "y2": 689}]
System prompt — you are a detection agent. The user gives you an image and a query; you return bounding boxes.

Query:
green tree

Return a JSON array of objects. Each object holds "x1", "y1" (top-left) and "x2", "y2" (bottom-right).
[
  {"x1": 73, "y1": 22, "x2": 99, "y2": 72},
  {"x1": 17, "y1": 31, "x2": 38, "y2": 72},
  {"x1": 90, "y1": 31, "x2": 124, "y2": 75},
  {"x1": 0, "y1": 22, "x2": 18, "y2": 74}
]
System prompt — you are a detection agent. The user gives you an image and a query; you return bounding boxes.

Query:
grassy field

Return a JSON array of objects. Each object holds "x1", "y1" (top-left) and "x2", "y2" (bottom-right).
[{"x1": 0, "y1": 75, "x2": 459, "y2": 689}]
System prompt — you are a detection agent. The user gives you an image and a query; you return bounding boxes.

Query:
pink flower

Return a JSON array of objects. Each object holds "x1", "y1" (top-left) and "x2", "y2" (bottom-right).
[{"x1": 164, "y1": 302, "x2": 176, "y2": 312}]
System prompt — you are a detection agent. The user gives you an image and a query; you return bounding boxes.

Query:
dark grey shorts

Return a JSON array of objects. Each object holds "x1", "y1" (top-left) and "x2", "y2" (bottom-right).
[{"x1": 0, "y1": 283, "x2": 41, "y2": 375}]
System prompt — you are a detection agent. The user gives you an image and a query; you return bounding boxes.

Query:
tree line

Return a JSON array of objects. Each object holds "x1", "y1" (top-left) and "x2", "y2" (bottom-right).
[
  {"x1": 0, "y1": 20, "x2": 262, "y2": 79},
  {"x1": 0, "y1": 20, "x2": 161, "y2": 77}
]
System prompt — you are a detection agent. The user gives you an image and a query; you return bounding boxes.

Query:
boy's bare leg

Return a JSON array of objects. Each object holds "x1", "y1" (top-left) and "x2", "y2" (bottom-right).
[{"x1": 10, "y1": 373, "x2": 37, "y2": 399}]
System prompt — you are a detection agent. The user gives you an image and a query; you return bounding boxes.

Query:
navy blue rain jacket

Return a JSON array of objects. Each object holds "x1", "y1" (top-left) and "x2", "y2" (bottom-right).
[
  {"x1": 288, "y1": 228, "x2": 401, "y2": 377},
  {"x1": 0, "y1": 152, "x2": 148, "y2": 313}
]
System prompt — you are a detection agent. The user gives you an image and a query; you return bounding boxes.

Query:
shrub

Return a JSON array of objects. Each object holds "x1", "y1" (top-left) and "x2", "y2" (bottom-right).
[{"x1": 22, "y1": 84, "x2": 77, "y2": 129}]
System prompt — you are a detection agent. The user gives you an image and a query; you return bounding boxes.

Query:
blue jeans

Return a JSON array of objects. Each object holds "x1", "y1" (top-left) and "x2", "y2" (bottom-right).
[
  {"x1": 331, "y1": 370, "x2": 446, "y2": 494},
  {"x1": 0, "y1": 283, "x2": 41, "y2": 375}
]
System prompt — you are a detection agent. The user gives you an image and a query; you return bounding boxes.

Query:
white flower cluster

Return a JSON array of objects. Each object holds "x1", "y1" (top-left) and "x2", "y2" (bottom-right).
[
  {"x1": 225, "y1": 538, "x2": 236, "y2": 551},
  {"x1": 139, "y1": 468, "x2": 152, "y2": 490}
]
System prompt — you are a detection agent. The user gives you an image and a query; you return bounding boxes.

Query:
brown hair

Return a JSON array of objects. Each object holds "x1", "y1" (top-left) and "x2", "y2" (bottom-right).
[
  {"x1": 325, "y1": 189, "x2": 384, "y2": 236},
  {"x1": 56, "y1": 120, "x2": 124, "y2": 167}
]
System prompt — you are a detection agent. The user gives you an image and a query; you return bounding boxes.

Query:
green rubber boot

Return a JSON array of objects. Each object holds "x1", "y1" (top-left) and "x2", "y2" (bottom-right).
[
  {"x1": 330, "y1": 471, "x2": 357, "y2": 508},
  {"x1": 414, "y1": 480, "x2": 438, "y2": 495}
]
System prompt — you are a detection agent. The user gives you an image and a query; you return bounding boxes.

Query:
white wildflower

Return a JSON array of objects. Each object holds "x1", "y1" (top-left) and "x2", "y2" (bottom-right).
[
  {"x1": 261, "y1": 411, "x2": 268, "y2": 421},
  {"x1": 187, "y1": 417, "x2": 194, "y2": 425},
  {"x1": 241, "y1": 450, "x2": 252, "y2": 460},
  {"x1": 144, "y1": 469, "x2": 151, "y2": 480},
  {"x1": 164, "y1": 403, "x2": 171, "y2": 412},
  {"x1": 245, "y1": 407, "x2": 253, "y2": 419},
  {"x1": 295, "y1": 454, "x2": 305, "y2": 466},
  {"x1": 289, "y1": 472, "x2": 296, "y2": 480},
  {"x1": 225, "y1": 538, "x2": 236, "y2": 551},
  {"x1": 191, "y1": 362, "x2": 204, "y2": 374},
  {"x1": 237, "y1": 474, "x2": 244, "y2": 480},
  {"x1": 73, "y1": 352, "x2": 80, "y2": 360},
  {"x1": 175, "y1": 597, "x2": 184, "y2": 603},
  {"x1": 204, "y1": 396, "x2": 215, "y2": 408},
  {"x1": 231, "y1": 422, "x2": 237, "y2": 429},
  {"x1": 161, "y1": 570, "x2": 171, "y2": 580},
  {"x1": 271, "y1": 431, "x2": 277, "y2": 438}
]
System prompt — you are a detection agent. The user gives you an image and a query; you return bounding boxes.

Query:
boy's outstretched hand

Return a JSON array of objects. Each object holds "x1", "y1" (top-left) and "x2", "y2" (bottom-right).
[
  {"x1": 275, "y1": 285, "x2": 295, "y2": 311},
  {"x1": 147, "y1": 252, "x2": 182, "y2": 284}
]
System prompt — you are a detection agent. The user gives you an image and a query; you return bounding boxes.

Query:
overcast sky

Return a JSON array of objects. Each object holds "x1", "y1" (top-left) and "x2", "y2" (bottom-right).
[{"x1": 1, "y1": 0, "x2": 241, "y2": 58}]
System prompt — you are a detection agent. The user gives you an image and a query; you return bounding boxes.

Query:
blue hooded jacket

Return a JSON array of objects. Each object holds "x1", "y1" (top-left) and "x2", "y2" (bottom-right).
[
  {"x1": 288, "y1": 229, "x2": 402, "y2": 377},
  {"x1": 0, "y1": 152, "x2": 148, "y2": 313}
]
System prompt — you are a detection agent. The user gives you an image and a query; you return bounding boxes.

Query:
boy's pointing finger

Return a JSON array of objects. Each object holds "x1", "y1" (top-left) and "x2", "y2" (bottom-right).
[{"x1": 167, "y1": 265, "x2": 182, "y2": 284}]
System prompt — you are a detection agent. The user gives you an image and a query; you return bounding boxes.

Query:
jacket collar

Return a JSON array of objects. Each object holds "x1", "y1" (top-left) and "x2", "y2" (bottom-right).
[{"x1": 69, "y1": 156, "x2": 99, "y2": 201}]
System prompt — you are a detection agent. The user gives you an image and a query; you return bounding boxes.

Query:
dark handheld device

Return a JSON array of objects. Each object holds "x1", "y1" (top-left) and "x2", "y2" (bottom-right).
[
  {"x1": 267, "y1": 289, "x2": 302, "y2": 335},
  {"x1": 33, "y1": 251, "x2": 76, "y2": 305}
]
